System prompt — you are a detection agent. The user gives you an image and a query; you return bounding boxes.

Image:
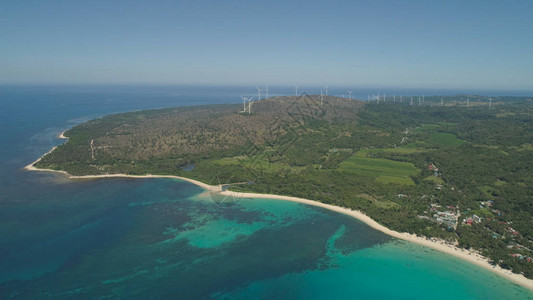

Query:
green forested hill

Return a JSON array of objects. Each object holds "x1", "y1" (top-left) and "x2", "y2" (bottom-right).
[{"x1": 36, "y1": 94, "x2": 533, "y2": 277}]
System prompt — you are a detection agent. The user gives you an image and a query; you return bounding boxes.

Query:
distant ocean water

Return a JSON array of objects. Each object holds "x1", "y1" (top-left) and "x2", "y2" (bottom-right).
[{"x1": 0, "y1": 85, "x2": 532, "y2": 299}]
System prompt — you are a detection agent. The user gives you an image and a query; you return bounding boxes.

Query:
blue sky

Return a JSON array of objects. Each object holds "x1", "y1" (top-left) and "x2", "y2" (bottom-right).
[{"x1": 1, "y1": 0, "x2": 532, "y2": 89}]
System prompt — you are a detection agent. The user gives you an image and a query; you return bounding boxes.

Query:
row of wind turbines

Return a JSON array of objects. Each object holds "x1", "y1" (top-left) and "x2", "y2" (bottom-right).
[
  {"x1": 240, "y1": 84, "x2": 345, "y2": 114},
  {"x1": 240, "y1": 85, "x2": 269, "y2": 114},
  {"x1": 240, "y1": 86, "x2": 493, "y2": 114},
  {"x1": 369, "y1": 94, "x2": 493, "y2": 107}
]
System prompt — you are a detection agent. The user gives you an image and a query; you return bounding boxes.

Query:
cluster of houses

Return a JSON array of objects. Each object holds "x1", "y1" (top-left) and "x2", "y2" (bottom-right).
[
  {"x1": 478, "y1": 200, "x2": 504, "y2": 216},
  {"x1": 464, "y1": 214, "x2": 483, "y2": 226},
  {"x1": 492, "y1": 209, "x2": 502, "y2": 216},
  {"x1": 430, "y1": 204, "x2": 458, "y2": 226},
  {"x1": 427, "y1": 163, "x2": 441, "y2": 177},
  {"x1": 479, "y1": 200, "x2": 494, "y2": 208},
  {"x1": 509, "y1": 253, "x2": 533, "y2": 263},
  {"x1": 506, "y1": 226, "x2": 520, "y2": 236}
]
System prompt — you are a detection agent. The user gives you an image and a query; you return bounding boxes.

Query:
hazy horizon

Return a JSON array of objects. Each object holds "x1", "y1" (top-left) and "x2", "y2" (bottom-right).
[{"x1": 1, "y1": 1, "x2": 532, "y2": 90}]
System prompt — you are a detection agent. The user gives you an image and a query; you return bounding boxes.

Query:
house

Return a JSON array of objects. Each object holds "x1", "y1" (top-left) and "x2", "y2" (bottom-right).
[{"x1": 472, "y1": 214, "x2": 482, "y2": 223}]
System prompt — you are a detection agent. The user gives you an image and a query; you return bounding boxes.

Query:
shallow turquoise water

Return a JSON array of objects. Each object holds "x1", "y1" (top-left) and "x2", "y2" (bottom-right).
[{"x1": 1, "y1": 86, "x2": 532, "y2": 299}]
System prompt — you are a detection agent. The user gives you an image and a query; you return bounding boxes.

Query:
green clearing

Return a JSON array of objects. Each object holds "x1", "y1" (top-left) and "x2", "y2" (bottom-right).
[
  {"x1": 423, "y1": 175, "x2": 444, "y2": 184},
  {"x1": 494, "y1": 179, "x2": 507, "y2": 187},
  {"x1": 478, "y1": 185, "x2": 494, "y2": 200},
  {"x1": 339, "y1": 156, "x2": 419, "y2": 185},
  {"x1": 356, "y1": 193, "x2": 400, "y2": 209},
  {"x1": 474, "y1": 145, "x2": 509, "y2": 155},
  {"x1": 517, "y1": 143, "x2": 533, "y2": 151},
  {"x1": 430, "y1": 132, "x2": 465, "y2": 146},
  {"x1": 403, "y1": 141, "x2": 433, "y2": 150},
  {"x1": 212, "y1": 156, "x2": 291, "y2": 173},
  {"x1": 355, "y1": 147, "x2": 423, "y2": 158},
  {"x1": 495, "y1": 112, "x2": 516, "y2": 118},
  {"x1": 468, "y1": 208, "x2": 494, "y2": 218},
  {"x1": 436, "y1": 122, "x2": 459, "y2": 126},
  {"x1": 414, "y1": 124, "x2": 439, "y2": 133}
]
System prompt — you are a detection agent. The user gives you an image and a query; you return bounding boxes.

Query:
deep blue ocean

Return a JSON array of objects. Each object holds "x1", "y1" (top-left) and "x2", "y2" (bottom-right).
[{"x1": 1, "y1": 85, "x2": 532, "y2": 299}]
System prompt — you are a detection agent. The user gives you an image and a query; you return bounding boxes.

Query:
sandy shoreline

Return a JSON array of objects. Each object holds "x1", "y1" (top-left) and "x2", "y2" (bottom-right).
[{"x1": 24, "y1": 136, "x2": 533, "y2": 291}]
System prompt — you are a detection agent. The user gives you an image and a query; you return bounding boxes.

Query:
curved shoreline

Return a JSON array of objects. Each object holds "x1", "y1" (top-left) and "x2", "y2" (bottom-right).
[{"x1": 24, "y1": 135, "x2": 533, "y2": 291}]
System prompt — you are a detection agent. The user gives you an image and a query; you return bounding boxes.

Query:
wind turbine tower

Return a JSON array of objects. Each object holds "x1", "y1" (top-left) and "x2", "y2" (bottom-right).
[
  {"x1": 394, "y1": 95, "x2": 396, "y2": 102},
  {"x1": 320, "y1": 90, "x2": 324, "y2": 105},
  {"x1": 325, "y1": 84, "x2": 328, "y2": 96},
  {"x1": 265, "y1": 84, "x2": 269, "y2": 99},
  {"x1": 466, "y1": 97, "x2": 470, "y2": 107},
  {"x1": 418, "y1": 97, "x2": 421, "y2": 106},
  {"x1": 400, "y1": 95, "x2": 403, "y2": 103},
  {"x1": 441, "y1": 97, "x2": 444, "y2": 106},
  {"x1": 248, "y1": 96, "x2": 254, "y2": 114},
  {"x1": 489, "y1": 98, "x2": 492, "y2": 108},
  {"x1": 241, "y1": 96, "x2": 248, "y2": 112},
  {"x1": 348, "y1": 90, "x2": 352, "y2": 100},
  {"x1": 256, "y1": 87, "x2": 262, "y2": 101}
]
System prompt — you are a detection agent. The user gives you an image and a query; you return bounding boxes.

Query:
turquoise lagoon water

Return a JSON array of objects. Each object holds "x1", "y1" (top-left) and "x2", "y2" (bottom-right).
[{"x1": 0, "y1": 86, "x2": 532, "y2": 299}]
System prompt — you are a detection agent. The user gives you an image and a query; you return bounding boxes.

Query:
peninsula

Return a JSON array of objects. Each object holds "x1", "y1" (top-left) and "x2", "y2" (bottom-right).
[{"x1": 28, "y1": 94, "x2": 533, "y2": 289}]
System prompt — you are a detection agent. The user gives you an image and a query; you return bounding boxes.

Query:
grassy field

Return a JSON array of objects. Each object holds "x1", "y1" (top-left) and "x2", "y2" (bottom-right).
[
  {"x1": 429, "y1": 132, "x2": 465, "y2": 146},
  {"x1": 413, "y1": 123, "x2": 465, "y2": 147},
  {"x1": 356, "y1": 193, "x2": 400, "y2": 209},
  {"x1": 414, "y1": 124, "x2": 440, "y2": 133},
  {"x1": 212, "y1": 156, "x2": 289, "y2": 173},
  {"x1": 339, "y1": 156, "x2": 419, "y2": 185},
  {"x1": 517, "y1": 143, "x2": 533, "y2": 151},
  {"x1": 423, "y1": 175, "x2": 444, "y2": 184}
]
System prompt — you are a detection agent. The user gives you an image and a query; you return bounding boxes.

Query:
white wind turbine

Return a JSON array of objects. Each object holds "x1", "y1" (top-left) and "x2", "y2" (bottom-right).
[
  {"x1": 241, "y1": 96, "x2": 247, "y2": 112},
  {"x1": 248, "y1": 96, "x2": 254, "y2": 114},
  {"x1": 240, "y1": 96, "x2": 254, "y2": 114}
]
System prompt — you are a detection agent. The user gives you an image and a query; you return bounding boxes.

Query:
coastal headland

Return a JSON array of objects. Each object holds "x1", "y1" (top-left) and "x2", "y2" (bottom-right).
[{"x1": 26, "y1": 95, "x2": 533, "y2": 290}]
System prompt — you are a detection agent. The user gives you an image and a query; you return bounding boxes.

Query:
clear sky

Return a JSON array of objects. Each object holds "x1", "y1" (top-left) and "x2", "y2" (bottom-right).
[{"x1": 1, "y1": 0, "x2": 532, "y2": 89}]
